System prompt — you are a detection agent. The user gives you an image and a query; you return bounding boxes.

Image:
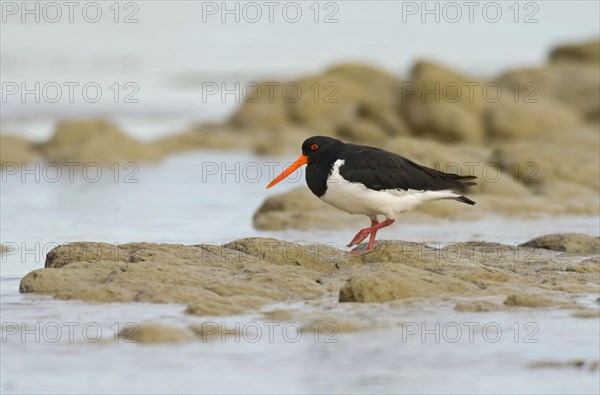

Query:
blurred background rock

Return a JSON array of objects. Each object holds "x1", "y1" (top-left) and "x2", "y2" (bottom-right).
[{"x1": 1, "y1": 3, "x2": 598, "y2": 228}]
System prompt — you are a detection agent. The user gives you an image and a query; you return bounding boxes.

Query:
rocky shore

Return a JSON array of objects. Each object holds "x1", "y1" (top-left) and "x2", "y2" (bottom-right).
[
  {"x1": 4, "y1": 40, "x2": 598, "y2": 162},
  {"x1": 3, "y1": 40, "x2": 598, "y2": 228},
  {"x1": 19, "y1": 233, "x2": 599, "y2": 342}
]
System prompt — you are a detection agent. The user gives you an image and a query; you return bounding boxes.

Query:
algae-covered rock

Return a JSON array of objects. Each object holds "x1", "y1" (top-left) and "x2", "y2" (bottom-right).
[
  {"x1": 117, "y1": 324, "x2": 196, "y2": 344},
  {"x1": 217, "y1": 40, "x2": 599, "y2": 154},
  {"x1": 229, "y1": 81, "x2": 290, "y2": 130},
  {"x1": 566, "y1": 256, "x2": 600, "y2": 273},
  {"x1": 571, "y1": 309, "x2": 600, "y2": 319},
  {"x1": 402, "y1": 61, "x2": 488, "y2": 144},
  {"x1": 503, "y1": 293, "x2": 558, "y2": 308},
  {"x1": 189, "y1": 322, "x2": 244, "y2": 342},
  {"x1": 44, "y1": 242, "x2": 128, "y2": 268},
  {"x1": 0, "y1": 135, "x2": 39, "y2": 166},
  {"x1": 28, "y1": 39, "x2": 590, "y2": 170},
  {"x1": 20, "y1": 235, "x2": 600, "y2": 317},
  {"x1": 520, "y1": 233, "x2": 600, "y2": 254},
  {"x1": 550, "y1": 40, "x2": 600, "y2": 64},
  {"x1": 339, "y1": 263, "x2": 476, "y2": 303},
  {"x1": 20, "y1": 238, "x2": 340, "y2": 311},
  {"x1": 185, "y1": 297, "x2": 247, "y2": 316},
  {"x1": 287, "y1": 64, "x2": 399, "y2": 132},
  {"x1": 485, "y1": 99, "x2": 582, "y2": 140},
  {"x1": 454, "y1": 300, "x2": 503, "y2": 312},
  {"x1": 498, "y1": 63, "x2": 600, "y2": 122},
  {"x1": 407, "y1": 101, "x2": 484, "y2": 144},
  {"x1": 39, "y1": 119, "x2": 163, "y2": 165},
  {"x1": 490, "y1": 131, "x2": 600, "y2": 190},
  {"x1": 223, "y1": 237, "x2": 343, "y2": 273},
  {"x1": 153, "y1": 124, "x2": 251, "y2": 155},
  {"x1": 229, "y1": 63, "x2": 407, "y2": 152}
]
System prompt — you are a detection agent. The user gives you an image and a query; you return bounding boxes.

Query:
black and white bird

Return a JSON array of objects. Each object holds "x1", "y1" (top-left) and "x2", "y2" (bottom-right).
[{"x1": 267, "y1": 136, "x2": 477, "y2": 253}]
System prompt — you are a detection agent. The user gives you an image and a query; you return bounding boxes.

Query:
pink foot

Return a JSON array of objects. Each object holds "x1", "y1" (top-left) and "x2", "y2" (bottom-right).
[
  {"x1": 347, "y1": 218, "x2": 379, "y2": 247},
  {"x1": 346, "y1": 218, "x2": 396, "y2": 249},
  {"x1": 347, "y1": 228, "x2": 372, "y2": 247}
]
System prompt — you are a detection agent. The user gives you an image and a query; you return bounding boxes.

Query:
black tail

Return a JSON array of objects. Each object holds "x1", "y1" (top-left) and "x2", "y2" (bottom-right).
[
  {"x1": 455, "y1": 195, "x2": 476, "y2": 205},
  {"x1": 455, "y1": 175, "x2": 477, "y2": 187}
]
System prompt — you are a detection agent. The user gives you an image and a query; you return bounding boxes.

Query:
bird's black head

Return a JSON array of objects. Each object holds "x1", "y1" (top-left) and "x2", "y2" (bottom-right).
[
  {"x1": 301, "y1": 136, "x2": 344, "y2": 165},
  {"x1": 266, "y1": 135, "x2": 345, "y2": 189}
]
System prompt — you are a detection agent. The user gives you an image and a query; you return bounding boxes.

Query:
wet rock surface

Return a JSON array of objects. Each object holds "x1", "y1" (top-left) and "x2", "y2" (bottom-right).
[
  {"x1": 520, "y1": 233, "x2": 600, "y2": 254},
  {"x1": 20, "y1": 234, "x2": 599, "y2": 322},
  {"x1": 0, "y1": 135, "x2": 40, "y2": 166},
  {"x1": 39, "y1": 120, "x2": 164, "y2": 165},
  {"x1": 117, "y1": 324, "x2": 196, "y2": 344},
  {"x1": 549, "y1": 39, "x2": 600, "y2": 64}
]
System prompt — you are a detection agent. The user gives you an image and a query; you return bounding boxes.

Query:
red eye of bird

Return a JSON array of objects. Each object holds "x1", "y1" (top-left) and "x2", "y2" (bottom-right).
[{"x1": 311, "y1": 144, "x2": 319, "y2": 150}]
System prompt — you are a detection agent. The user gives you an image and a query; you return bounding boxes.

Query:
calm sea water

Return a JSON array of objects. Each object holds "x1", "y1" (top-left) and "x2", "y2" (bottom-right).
[
  {"x1": 2, "y1": 2, "x2": 600, "y2": 393},
  {"x1": 1, "y1": 150, "x2": 599, "y2": 394}
]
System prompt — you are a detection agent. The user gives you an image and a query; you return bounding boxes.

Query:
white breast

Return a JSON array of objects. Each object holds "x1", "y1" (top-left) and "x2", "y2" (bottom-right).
[{"x1": 319, "y1": 159, "x2": 460, "y2": 218}]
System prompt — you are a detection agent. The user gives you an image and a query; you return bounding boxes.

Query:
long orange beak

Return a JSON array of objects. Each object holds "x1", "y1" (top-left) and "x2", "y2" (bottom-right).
[{"x1": 266, "y1": 154, "x2": 308, "y2": 189}]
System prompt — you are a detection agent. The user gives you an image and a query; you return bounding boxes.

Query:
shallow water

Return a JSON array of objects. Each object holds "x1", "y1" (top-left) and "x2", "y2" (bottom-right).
[
  {"x1": 1, "y1": 150, "x2": 599, "y2": 394},
  {"x1": 2, "y1": 1, "x2": 599, "y2": 391},
  {"x1": 2, "y1": 296, "x2": 599, "y2": 394}
]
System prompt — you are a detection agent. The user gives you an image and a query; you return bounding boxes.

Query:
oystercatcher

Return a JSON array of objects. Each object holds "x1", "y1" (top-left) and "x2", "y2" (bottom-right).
[{"x1": 267, "y1": 136, "x2": 477, "y2": 252}]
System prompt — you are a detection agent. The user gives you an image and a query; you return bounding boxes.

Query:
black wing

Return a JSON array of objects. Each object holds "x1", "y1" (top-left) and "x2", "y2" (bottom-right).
[{"x1": 338, "y1": 145, "x2": 477, "y2": 191}]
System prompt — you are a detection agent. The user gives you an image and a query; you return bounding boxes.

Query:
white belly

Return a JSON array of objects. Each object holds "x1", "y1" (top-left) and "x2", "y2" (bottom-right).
[{"x1": 319, "y1": 159, "x2": 460, "y2": 218}]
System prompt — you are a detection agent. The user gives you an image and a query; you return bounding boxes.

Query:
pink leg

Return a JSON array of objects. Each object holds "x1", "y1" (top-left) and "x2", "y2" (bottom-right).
[
  {"x1": 346, "y1": 219, "x2": 379, "y2": 255},
  {"x1": 348, "y1": 218, "x2": 378, "y2": 249},
  {"x1": 347, "y1": 218, "x2": 396, "y2": 248},
  {"x1": 367, "y1": 219, "x2": 379, "y2": 250},
  {"x1": 367, "y1": 226, "x2": 379, "y2": 250}
]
